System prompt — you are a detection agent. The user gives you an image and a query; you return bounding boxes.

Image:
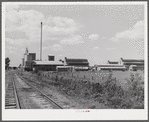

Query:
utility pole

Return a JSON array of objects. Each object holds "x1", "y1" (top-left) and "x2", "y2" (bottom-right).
[{"x1": 40, "y1": 22, "x2": 42, "y2": 61}]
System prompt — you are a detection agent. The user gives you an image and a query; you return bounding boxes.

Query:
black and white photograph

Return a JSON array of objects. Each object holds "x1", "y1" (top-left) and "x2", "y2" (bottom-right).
[{"x1": 2, "y1": 1, "x2": 148, "y2": 120}]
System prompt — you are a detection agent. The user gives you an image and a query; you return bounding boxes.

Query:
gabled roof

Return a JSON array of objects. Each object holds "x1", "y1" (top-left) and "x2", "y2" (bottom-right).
[
  {"x1": 108, "y1": 60, "x2": 119, "y2": 64},
  {"x1": 123, "y1": 62, "x2": 144, "y2": 65},
  {"x1": 65, "y1": 58, "x2": 88, "y2": 62},
  {"x1": 121, "y1": 58, "x2": 144, "y2": 62},
  {"x1": 65, "y1": 57, "x2": 89, "y2": 64},
  {"x1": 32, "y1": 61, "x2": 64, "y2": 65}
]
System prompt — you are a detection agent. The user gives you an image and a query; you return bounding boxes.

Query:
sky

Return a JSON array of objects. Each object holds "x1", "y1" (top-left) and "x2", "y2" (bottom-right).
[{"x1": 4, "y1": 2, "x2": 145, "y2": 67}]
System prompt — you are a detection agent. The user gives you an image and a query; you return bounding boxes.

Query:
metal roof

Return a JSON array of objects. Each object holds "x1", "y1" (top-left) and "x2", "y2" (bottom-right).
[
  {"x1": 123, "y1": 62, "x2": 144, "y2": 65},
  {"x1": 66, "y1": 59, "x2": 88, "y2": 62},
  {"x1": 65, "y1": 58, "x2": 89, "y2": 65},
  {"x1": 108, "y1": 60, "x2": 119, "y2": 64},
  {"x1": 32, "y1": 61, "x2": 64, "y2": 65},
  {"x1": 121, "y1": 58, "x2": 144, "y2": 62}
]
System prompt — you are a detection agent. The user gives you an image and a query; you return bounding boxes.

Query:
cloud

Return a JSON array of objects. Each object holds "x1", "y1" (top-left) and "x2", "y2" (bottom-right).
[
  {"x1": 105, "y1": 47, "x2": 115, "y2": 50},
  {"x1": 5, "y1": 38, "x2": 27, "y2": 46},
  {"x1": 5, "y1": 4, "x2": 20, "y2": 12},
  {"x1": 43, "y1": 46, "x2": 51, "y2": 50},
  {"x1": 110, "y1": 20, "x2": 144, "y2": 42},
  {"x1": 51, "y1": 44, "x2": 63, "y2": 51},
  {"x1": 5, "y1": 45, "x2": 18, "y2": 55},
  {"x1": 5, "y1": 9, "x2": 45, "y2": 42},
  {"x1": 88, "y1": 34, "x2": 99, "y2": 40},
  {"x1": 49, "y1": 16, "x2": 80, "y2": 34},
  {"x1": 101, "y1": 37, "x2": 106, "y2": 40},
  {"x1": 60, "y1": 35, "x2": 84, "y2": 45},
  {"x1": 93, "y1": 46, "x2": 99, "y2": 50},
  {"x1": 5, "y1": 7, "x2": 82, "y2": 43},
  {"x1": 5, "y1": 38, "x2": 29, "y2": 55}
]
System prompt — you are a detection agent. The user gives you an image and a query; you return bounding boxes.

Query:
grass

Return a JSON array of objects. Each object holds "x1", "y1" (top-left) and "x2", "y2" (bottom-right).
[{"x1": 19, "y1": 69, "x2": 144, "y2": 109}]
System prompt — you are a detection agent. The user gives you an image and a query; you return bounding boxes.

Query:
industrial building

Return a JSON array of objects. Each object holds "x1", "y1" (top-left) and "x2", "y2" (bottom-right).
[
  {"x1": 119, "y1": 58, "x2": 144, "y2": 71},
  {"x1": 31, "y1": 55, "x2": 63, "y2": 71},
  {"x1": 64, "y1": 57, "x2": 89, "y2": 71},
  {"x1": 94, "y1": 58, "x2": 144, "y2": 71},
  {"x1": 22, "y1": 47, "x2": 36, "y2": 71},
  {"x1": 21, "y1": 46, "x2": 144, "y2": 72},
  {"x1": 61, "y1": 57, "x2": 89, "y2": 71},
  {"x1": 31, "y1": 61, "x2": 64, "y2": 71},
  {"x1": 64, "y1": 57, "x2": 89, "y2": 66}
]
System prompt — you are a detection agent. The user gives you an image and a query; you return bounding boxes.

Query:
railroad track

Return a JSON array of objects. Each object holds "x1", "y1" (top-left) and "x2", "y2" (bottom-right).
[
  {"x1": 5, "y1": 74, "x2": 21, "y2": 109},
  {"x1": 17, "y1": 75, "x2": 63, "y2": 109}
]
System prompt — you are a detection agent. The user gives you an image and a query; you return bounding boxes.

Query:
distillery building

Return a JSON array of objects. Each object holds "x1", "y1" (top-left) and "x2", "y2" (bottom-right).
[
  {"x1": 22, "y1": 47, "x2": 36, "y2": 71},
  {"x1": 119, "y1": 58, "x2": 144, "y2": 71},
  {"x1": 31, "y1": 55, "x2": 63, "y2": 71},
  {"x1": 63, "y1": 57, "x2": 89, "y2": 71}
]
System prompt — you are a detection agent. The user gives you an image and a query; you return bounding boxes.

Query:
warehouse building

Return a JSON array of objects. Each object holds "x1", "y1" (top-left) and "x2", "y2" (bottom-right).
[
  {"x1": 22, "y1": 47, "x2": 36, "y2": 71},
  {"x1": 31, "y1": 55, "x2": 63, "y2": 71},
  {"x1": 95, "y1": 58, "x2": 144, "y2": 71},
  {"x1": 119, "y1": 58, "x2": 144, "y2": 71},
  {"x1": 31, "y1": 61, "x2": 63, "y2": 71},
  {"x1": 64, "y1": 57, "x2": 89, "y2": 71}
]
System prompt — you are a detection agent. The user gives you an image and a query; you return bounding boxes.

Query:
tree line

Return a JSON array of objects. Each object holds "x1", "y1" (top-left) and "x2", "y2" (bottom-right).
[{"x1": 5, "y1": 57, "x2": 10, "y2": 70}]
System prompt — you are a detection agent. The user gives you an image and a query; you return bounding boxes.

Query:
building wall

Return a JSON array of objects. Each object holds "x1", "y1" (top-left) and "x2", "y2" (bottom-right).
[
  {"x1": 119, "y1": 58, "x2": 144, "y2": 70},
  {"x1": 22, "y1": 58, "x2": 24, "y2": 67},
  {"x1": 33, "y1": 65, "x2": 60, "y2": 71},
  {"x1": 24, "y1": 54, "x2": 28, "y2": 62},
  {"x1": 137, "y1": 66, "x2": 144, "y2": 71},
  {"x1": 27, "y1": 53, "x2": 36, "y2": 62}
]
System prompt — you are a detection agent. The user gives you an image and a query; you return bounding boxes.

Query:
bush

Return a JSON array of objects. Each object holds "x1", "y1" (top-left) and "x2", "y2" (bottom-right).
[
  {"x1": 45, "y1": 71, "x2": 144, "y2": 109},
  {"x1": 34, "y1": 67, "x2": 39, "y2": 74}
]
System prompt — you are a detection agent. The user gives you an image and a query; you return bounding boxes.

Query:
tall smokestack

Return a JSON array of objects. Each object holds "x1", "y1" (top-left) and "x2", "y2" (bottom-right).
[{"x1": 40, "y1": 22, "x2": 42, "y2": 61}]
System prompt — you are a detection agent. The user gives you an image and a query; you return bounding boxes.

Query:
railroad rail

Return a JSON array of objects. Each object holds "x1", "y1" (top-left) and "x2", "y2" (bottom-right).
[
  {"x1": 5, "y1": 74, "x2": 21, "y2": 109},
  {"x1": 17, "y1": 75, "x2": 63, "y2": 109}
]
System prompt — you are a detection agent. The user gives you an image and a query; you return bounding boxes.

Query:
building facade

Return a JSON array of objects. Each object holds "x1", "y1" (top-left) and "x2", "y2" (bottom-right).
[
  {"x1": 31, "y1": 61, "x2": 64, "y2": 71},
  {"x1": 63, "y1": 57, "x2": 89, "y2": 71},
  {"x1": 31, "y1": 55, "x2": 64, "y2": 71},
  {"x1": 22, "y1": 48, "x2": 36, "y2": 71},
  {"x1": 119, "y1": 58, "x2": 144, "y2": 71}
]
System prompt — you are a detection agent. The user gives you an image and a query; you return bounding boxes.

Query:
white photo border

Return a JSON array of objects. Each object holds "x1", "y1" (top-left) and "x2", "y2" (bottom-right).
[{"x1": 2, "y1": 1, "x2": 148, "y2": 120}]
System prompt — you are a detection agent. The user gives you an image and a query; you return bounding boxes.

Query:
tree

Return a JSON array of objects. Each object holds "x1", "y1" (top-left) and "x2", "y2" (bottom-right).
[{"x1": 5, "y1": 57, "x2": 10, "y2": 70}]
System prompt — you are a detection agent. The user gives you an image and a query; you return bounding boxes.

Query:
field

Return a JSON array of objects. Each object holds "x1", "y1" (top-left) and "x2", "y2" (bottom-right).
[
  {"x1": 25, "y1": 69, "x2": 144, "y2": 109},
  {"x1": 42, "y1": 70, "x2": 144, "y2": 85},
  {"x1": 42, "y1": 70, "x2": 110, "y2": 82}
]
